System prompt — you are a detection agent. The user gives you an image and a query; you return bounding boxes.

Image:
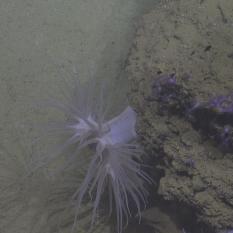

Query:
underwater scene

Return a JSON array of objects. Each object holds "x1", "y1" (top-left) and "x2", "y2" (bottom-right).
[{"x1": 1, "y1": 0, "x2": 233, "y2": 233}]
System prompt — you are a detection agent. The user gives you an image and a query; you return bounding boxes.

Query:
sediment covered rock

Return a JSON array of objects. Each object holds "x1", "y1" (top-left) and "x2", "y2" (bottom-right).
[{"x1": 127, "y1": 0, "x2": 233, "y2": 232}]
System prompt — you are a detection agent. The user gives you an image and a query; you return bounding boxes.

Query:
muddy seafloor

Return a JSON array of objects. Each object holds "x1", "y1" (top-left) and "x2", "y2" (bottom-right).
[{"x1": 127, "y1": 0, "x2": 233, "y2": 233}]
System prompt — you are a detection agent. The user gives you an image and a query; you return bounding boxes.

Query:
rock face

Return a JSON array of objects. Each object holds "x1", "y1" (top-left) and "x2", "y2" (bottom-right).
[{"x1": 126, "y1": 0, "x2": 233, "y2": 232}]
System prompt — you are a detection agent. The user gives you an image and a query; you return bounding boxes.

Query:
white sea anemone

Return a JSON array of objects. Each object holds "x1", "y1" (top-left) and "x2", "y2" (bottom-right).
[
  {"x1": 71, "y1": 106, "x2": 152, "y2": 233},
  {"x1": 37, "y1": 78, "x2": 152, "y2": 233}
]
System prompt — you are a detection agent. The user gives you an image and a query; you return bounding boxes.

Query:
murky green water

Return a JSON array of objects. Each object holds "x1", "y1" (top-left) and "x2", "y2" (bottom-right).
[
  {"x1": 1, "y1": 0, "x2": 233, "y2": 233},
  {"x1": 0, "y1": 0, "x2": 156, "y2": 233}
]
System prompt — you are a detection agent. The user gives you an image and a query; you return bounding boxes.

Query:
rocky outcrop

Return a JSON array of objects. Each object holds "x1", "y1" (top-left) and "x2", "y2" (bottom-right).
[{"x1": 127, "y1": 0, "x2": 233, "y2": 232}]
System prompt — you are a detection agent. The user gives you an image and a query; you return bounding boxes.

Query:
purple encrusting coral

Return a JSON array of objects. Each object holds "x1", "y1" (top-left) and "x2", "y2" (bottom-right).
[
  {"x1": 46, "y1": 78, "x2": 152, "y2": 233},
  {"x1": 220, "y1": 230, "x2": 233, "y2": 233},
  {"x1": 207, "y1": 93, "x2": 233, "y2": 113},
  {"x1": 151, "y1": 73, "x2": 193, "y2": 115},
  {"x1": 152, "y1": 73, "x2": 177, "y2": 104},
  {"x1": 189, "y1": 93, "x2": 233, "y2": 152},
  {"x1": 151, "y1": 73, "x2": 233, "y2": 153}
]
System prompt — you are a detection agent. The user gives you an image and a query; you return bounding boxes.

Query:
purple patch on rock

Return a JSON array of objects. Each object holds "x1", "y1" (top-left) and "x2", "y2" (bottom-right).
[{"x1": 207, "y1": 93, "x2": 233, "y2": 113}]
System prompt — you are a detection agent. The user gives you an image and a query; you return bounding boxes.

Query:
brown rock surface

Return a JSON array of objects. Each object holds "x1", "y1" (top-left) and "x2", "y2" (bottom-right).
[{"x1": 127, "y1": 0, "x2": 233, "y2": 231}]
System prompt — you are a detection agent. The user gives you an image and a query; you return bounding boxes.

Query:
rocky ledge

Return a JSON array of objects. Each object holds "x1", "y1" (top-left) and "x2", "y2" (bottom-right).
[{"x1": 127, "y1": 0, "x2": 233, "y2": 232}]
